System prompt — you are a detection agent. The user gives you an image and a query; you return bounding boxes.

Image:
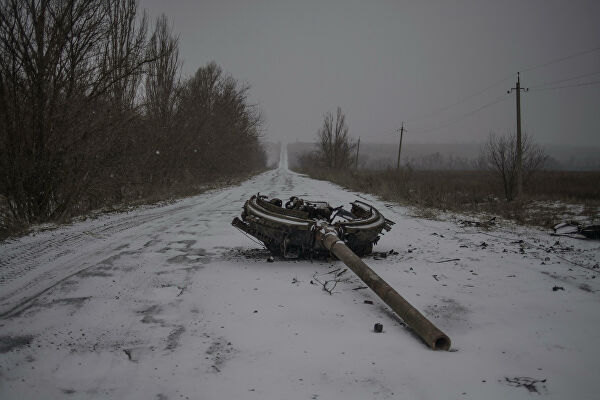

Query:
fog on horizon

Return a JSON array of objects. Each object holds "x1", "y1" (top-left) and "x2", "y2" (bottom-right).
[{"x1": 140, "y1": 0, "x2": 600, "y2": 147}]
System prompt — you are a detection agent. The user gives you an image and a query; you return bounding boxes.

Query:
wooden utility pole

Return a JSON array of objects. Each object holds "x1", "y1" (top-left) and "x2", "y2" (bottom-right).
[
  {"x1": 396, "y1": 122, "x2": 405, "y2": 170},
  {"x1": 355, "y1": 137, "x2": 360, "y2": 169},
  {"x1": 508, "y1": 72, "x2": 528, "y2": 198}
]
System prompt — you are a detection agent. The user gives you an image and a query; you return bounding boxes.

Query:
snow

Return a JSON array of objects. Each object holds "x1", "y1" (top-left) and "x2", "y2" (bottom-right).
[{"x1": 1, "y1": 144, "x2": 599, "y2": 399}]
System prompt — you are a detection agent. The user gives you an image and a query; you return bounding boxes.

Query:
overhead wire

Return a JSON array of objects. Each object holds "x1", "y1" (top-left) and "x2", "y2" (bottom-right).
[
  {"x1": 530, "y1": 70, "x2": 600, "y2": 89},
  {"x1": 520, "y1": 45, "x2": 600, "y2": 73},
  {"x1": 412, "y1": 94, "x2": 510, "y2": 135},
  {"x1": 404, "y1": 74, "x2": 513, "y2": 124},
  {"x1": 395, "y1": 44, "x2": 600, "y2": 135},
  {"x1": 530, "y1": 79, "x2": 600, "y2": 92}
]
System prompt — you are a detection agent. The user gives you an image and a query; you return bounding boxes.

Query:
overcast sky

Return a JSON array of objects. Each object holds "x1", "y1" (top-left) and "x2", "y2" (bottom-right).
[{"x1": 139, "y1": 0, "x2": 600, "y2": 146}]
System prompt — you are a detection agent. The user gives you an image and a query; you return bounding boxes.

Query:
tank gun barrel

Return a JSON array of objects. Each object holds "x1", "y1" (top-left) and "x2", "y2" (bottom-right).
[{"x1": 317, "y1": 228, "x2": 451, "y2": 351}]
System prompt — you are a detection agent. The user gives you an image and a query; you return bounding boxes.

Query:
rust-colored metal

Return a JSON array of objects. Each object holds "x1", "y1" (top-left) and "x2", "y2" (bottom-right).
[{"x1": 317, "y1": 227, "x2": 451, "y2": 350}]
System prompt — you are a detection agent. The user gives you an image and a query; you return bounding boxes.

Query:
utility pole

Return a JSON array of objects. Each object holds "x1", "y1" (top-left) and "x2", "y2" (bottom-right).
[
  {"x1": 355, "y1": 137, "x2": 360, "y2": 169},
  {"x1": 396, "y1": 122, "x2": 406, "y2": 170},
  {"x1": 508, "y1": 72, "x2": 528, "y2": 198}
]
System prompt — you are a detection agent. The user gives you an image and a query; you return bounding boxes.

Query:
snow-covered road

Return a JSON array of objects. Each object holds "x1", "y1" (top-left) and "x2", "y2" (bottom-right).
[{"x1": 1, "y1": 145, "x2": 599, "y2": 399}]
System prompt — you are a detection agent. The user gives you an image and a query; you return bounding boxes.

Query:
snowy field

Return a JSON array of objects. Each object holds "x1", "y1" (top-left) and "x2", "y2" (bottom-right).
[{"x1": 1, "y1": 146, "x2": 599, "y2": 399}]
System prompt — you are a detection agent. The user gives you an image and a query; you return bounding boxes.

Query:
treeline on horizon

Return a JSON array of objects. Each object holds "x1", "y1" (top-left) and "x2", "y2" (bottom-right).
[
  {"x1": 0, "y1": 0, "x2": 266, "y2": 234},
  {"x1": 287, "y1": 142, "x2": 600, "y2": 171}
]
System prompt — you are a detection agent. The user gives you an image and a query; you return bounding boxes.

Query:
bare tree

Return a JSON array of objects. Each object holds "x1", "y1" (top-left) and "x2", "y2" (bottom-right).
[
  {"x1": 317, "y1": 107, "x2": 356, "y2": 169},
  {"x1": 101, "y1": 0, "x2": 148, "y2": 109},
  {"x1": 144, "y1": 14, "x2": 179, "y2": 128},
  {"x1": 0, "y1": 0, "x2": 155, "y2": 223},
  {"x1": 0, "y1": 0, "x2": 106, "y2": 221},
  {"x1": 480, "y1": 132, "x2": 547, "y2": 201}
]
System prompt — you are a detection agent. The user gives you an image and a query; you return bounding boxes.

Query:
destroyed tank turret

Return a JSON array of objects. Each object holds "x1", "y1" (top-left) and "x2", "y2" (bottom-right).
[
  {"x1": 233, "y1": 194, "x2": 452, "y2": 351},
  {"x1": 232, "y1": 194, "x2": 394, "y2": 258}
]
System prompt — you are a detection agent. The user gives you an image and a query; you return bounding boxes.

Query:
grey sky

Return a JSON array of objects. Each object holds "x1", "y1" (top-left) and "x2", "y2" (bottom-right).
[{"x1": 140, "y1": 0, "x2": 600, "y2": 146}]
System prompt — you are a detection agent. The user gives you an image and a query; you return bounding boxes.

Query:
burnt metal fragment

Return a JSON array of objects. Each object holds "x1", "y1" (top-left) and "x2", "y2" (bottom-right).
[{"x1": 553, "y1": 222, "x2": 600, "y2": 240}]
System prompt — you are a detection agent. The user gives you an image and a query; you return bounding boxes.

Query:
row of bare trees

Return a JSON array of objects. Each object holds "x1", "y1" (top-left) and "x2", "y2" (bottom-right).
[{"x1": 0, "y1": 0, "x2": 265, "y2": 231}]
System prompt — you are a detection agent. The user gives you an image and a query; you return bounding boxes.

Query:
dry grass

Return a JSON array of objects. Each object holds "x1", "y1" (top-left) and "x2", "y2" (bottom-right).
[{"x1": 294, "y1": 166, "x2": 600, "y2": 228}]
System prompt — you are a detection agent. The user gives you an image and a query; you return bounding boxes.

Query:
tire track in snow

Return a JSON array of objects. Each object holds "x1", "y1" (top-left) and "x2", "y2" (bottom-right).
[
  {"x1": 1, "y1": 206, "x2": 189, "y2": 285},
  {"x1": 0, "y1": 187, "x2": 242, "y2": 286},
  {"x1": 0, "y1": 201, "x2": 219, "y2": 317}
]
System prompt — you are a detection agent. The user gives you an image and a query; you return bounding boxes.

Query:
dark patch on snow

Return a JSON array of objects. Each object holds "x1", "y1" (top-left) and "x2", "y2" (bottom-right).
[
  {"x1": 206, "y1": 337, "x2": 236, "y2": 372},
  {"x1": 137, "y1": 304, "x2": 164, "y2": 324},
  {"x1": 541, "y1": 271, "x2": 574, "y2": 282},
  {"x1": 166, "y1": 255, "x2": 193, "y2": 264},
  {"x1": 98, "y1": 253, "x2": 124, "y2": 266},
  {"x1": 121, "y1": 345, "x2": 155, "y2": 362},
  {"x1": 144, "y1": 239, "x2": 161, "y2": 248},
  {"x1": 165, "y1": 246, "x2": 212, "y2": 264},
  {"x1": 19, "y1": 296, "x2": 91, "y2": 317},
  {"x1": 44, "y1": 296, "x2": 91, "y2": 308},
  {"x1": 578, "y1": 283, "x2": 592, "y2": 292},
  {"x1": 156, "y1": 263, "x2": 205, "y2": 275},
  {"x1": 61, "y1": 388, "x2": 76, "y2": 395},
  {"x1": 188, "y1": 248, "x2": 209, "y2": 256},
  {"x1": 223, "y1": 247, "x2": 273, "y2": 261},
  {"x1": 369, "y1": 250, "x2": 401, "y2": 261},
  {"x1": 158, "y1": 240, "x2": 197, "y2": 254},
  {"x1": 165, "y1": 325, "x2": 185, "y2": 351},
  {"x1": 504, "y1": 376, "x2": 547, "y2": 394},
  {"x1": 97, "y1": 250, "x2": 140, "y2": 268},
  {"x1": 79, "y1": 269, "x2": 113, "y2": 278},
  {"x1": 541, "y1": 271, "x2": 595, "y2": 293},
  {"x1": 58, "y1": 279, "x2": 80, "y2": 293},
  {"x1": 424, "y1": 298, "x2": 470, "y2": 330},
  {"x1": 0, "y1": 334, "x2": 34, "y2": 353}
]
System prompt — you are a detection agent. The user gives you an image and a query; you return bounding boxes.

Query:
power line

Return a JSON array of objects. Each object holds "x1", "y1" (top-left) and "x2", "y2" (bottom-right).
[
  {"x1": 530, "y1": 70, "x2": 600, "y2": 89},
  {"x1": 412, "y1": 94, "x2": 510, "y2": 135},
  {"x1": 397, "y1": 44, "x2": 600, "y2": 134},
  {"x1": 520, "y1": 45, "x2": 600, "y2": 73},
  {"x1": 404, "y1": 45, "x2": 600, "y2": 125},
  {"x1": 530, "y1": 79, "x2": 600, "y2": 92},
  {"x1": 405, "y1": 75, "x2": 512, "y2": 124}
]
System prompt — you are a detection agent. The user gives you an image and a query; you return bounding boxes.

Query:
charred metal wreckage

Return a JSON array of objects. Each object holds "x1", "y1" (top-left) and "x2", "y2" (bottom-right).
[
  {"x1": 233, "y1": 194, "x2": 451, "y2": 350},
  {"x1": 233, "y1": 194, "x2": 393, "y2": 258},
  {"x1": 553, "y1": 222, "x2": 600, "y2": 240}
]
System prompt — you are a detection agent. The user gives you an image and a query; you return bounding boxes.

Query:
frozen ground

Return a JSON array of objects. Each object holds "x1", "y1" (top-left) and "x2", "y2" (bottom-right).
[{"x1": 1, "y1": 146, "x2": 599, "y2": 399}]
